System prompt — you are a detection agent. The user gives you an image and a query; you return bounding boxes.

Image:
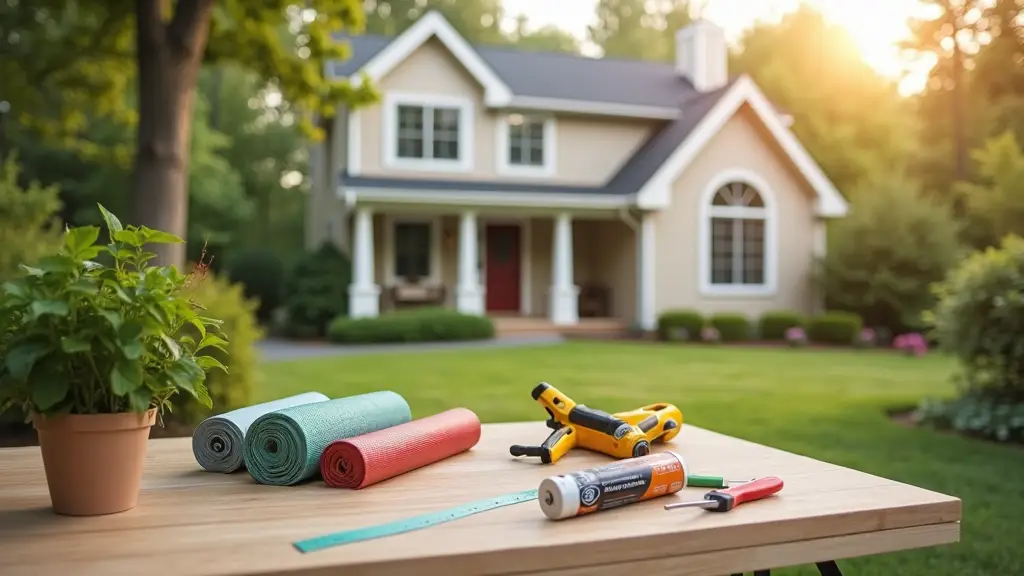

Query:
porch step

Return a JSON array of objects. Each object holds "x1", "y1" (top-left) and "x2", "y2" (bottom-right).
[{"x1": 492, "y1": 317, "x2": 629, "y2": 339}]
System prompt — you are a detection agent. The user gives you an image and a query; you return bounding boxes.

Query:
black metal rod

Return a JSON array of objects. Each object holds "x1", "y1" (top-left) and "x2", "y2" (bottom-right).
[{"x1": 817, "y1": 560, "x2": 844, "y2": 576}]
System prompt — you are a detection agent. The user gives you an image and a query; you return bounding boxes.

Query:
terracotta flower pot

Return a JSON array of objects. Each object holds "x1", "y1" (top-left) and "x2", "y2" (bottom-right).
[{"x1": 32, "y1": 409, "x2": 157, "y2": 516}]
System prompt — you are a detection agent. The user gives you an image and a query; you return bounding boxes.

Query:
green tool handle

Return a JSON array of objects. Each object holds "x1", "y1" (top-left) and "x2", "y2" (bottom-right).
[{"x1": 687, "y1": 474, "x2": 751, "y2": 489}]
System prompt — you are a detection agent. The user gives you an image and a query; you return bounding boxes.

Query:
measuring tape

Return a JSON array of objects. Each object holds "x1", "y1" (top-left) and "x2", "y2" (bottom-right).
[{"x1": 293, "y1": 489, "x2": 539, "y2": 553}]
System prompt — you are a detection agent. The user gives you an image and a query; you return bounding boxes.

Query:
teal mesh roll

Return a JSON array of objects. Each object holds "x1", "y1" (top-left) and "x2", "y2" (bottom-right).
[{"x1": 243, "y1": 391, "x2": 412, "y2": 486}]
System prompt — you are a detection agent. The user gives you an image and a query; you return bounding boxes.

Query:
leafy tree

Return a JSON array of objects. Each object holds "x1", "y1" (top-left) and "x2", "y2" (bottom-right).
[
  {"x1": 902, "y1": 0, "x2": 985, "y2": 185},
  {"x1": 955, "y1": 132, "x2": 1024, "y2": 249},
  {"x1": 732, "y1": 5, "x2": 916, "y2": 195},
  {"x1": 588, "y1": 0, "x2": 692, "y2": 61},
  {"x1": 0, "y1": 153, "x2": 64, "y2": 281},
  {"x1": 820, "y1": 171, "x2": 964, "y2": 334},
  {"x1": 3, "y1": 0, "x2": 378, "y2": 270},
  {"x1": 197, "y1": 65, "x2": 305, "y2": 255},
  {"x1": 510, "y1": 16, "x2": 581, "y2": 54},
  {"x1": 362, "y1": 0, "x2": 506, "y2": 44}
]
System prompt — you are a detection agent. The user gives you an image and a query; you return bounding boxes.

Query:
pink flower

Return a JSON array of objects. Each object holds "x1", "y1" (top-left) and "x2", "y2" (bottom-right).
[
  {"x1": 893, "y1": 332, "x2": 928, "y2": 357},
  {"x1": 701, "y1": 326, "x2": 720, "y2": 342}
]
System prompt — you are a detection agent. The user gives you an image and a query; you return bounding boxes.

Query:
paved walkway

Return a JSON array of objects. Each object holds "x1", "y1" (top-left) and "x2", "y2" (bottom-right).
[{"x1": 257, "y1": 334, "x2": 565, "y2": 362}]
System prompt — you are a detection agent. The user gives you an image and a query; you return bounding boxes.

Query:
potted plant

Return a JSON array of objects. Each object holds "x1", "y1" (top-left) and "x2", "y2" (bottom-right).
[{"x1": 0, "y1": 204, "x2": 228, "y2": 516}]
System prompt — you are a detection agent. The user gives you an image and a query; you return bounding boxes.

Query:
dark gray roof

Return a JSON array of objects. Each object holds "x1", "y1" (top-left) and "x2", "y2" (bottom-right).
[
  {"x1": 340, "y1": 80, "x2": 734, "y2": 197},
  {"x1": 332, "y1": 29, "x2": 745, "y2": 197},
  {"x1": 331, "y1": 34, "x2": 700, "y2": 109}
]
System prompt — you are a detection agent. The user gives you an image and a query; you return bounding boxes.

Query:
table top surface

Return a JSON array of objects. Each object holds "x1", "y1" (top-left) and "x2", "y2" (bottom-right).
[{"x1": 0, "y1": 421, "x2": 961, "y2": 576}]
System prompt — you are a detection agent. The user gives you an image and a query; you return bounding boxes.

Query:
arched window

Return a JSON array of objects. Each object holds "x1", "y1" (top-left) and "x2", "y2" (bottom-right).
[{"x1": 705, "y1": 180, "x2": 769, "y2": 288}]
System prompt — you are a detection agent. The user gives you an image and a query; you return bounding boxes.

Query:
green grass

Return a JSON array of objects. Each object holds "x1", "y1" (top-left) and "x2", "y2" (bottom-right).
[{"x1": 260, "y1": 341, "x2": 1020, "y2": 575}]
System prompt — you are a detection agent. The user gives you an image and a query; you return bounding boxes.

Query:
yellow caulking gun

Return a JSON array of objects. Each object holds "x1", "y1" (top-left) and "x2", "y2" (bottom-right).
[{"x1": 509, "y1": 382, "x2": 683, "y2": 464}]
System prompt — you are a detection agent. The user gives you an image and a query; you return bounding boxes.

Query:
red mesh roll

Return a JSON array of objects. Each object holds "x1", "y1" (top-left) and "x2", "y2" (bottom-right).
[{"x1": 320, "y1": 408, "x2": 481, "y2": 489}]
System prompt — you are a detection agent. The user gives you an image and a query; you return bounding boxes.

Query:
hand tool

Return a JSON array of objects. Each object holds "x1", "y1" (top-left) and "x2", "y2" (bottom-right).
[
  {"x1": 510, "y1": 382, "x2": 683, "y2": 464},
  {"x1": 664, "y1": 476, "x2": 783, "y2": 512},
  {"x1": 293, "y1": 489, "x2": 538, "y2": 553},
  {"x1": 539, "y1": 452, "x2": 687, "y2": 520},
  {"x1": 686, "y1": 475, "x2": 754, "y2": 489}
]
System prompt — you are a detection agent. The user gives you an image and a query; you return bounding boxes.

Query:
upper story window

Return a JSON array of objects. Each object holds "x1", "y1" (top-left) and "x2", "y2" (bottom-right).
[
  {"x1": 383, "y1": 92, "x2": 474, "y2": 172},
  {"x1": 497, "y1": 113, "x2": 555, "y2": 176}
]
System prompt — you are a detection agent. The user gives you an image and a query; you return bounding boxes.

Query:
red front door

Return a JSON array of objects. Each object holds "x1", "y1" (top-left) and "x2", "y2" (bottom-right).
[{"x1": 485, "y1": 224, "x2": 521, "y2": 312}]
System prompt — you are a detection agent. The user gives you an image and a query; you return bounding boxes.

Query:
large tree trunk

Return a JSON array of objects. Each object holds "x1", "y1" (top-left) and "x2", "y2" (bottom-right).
[{"x1": 130, "y1": 0, "x2": 214, "y2": 270}]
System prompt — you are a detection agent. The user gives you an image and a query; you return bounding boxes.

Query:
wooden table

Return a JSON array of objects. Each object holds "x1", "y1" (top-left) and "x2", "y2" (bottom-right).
[{"x1": 0, "y1": 422, "x2": 961, "y2": 576}]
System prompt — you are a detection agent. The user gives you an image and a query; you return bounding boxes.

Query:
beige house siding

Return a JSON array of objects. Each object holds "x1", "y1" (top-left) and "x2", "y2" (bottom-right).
[
  {"x1": 355, "y1": 38, "x2": 659, "y2": 186},
  {"x1": 653, "y1": 106, "x2": 819, "y2": 320}
]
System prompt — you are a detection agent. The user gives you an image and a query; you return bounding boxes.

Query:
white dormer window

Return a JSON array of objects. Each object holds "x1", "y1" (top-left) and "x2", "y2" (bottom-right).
[
  {"x1": 497, "y1": 113, "x2": 555, "y2": 176},
  {"x1": 382, "y1": 92, "x2": 474, "y2": 172}
]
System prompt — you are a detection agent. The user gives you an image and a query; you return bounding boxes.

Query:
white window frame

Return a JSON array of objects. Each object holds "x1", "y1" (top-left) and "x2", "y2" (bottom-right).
[
  {"x1": 697, "y1": 168, "x2": 778, "y2": 297},
  {"x1": 381, "y1": 92, "x2": 474, "y2": 173},
  {"x1": 383, "y1": 214, "x2": 443, "y2": 286},
  {"x1": 496, "y1": 113, "x2": 556, "y2": 177}
]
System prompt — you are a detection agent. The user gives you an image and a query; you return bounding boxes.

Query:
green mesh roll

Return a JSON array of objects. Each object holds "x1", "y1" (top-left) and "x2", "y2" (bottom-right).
[{"x1": 243, "y1": 391, "x2": 412, "y2": 486}]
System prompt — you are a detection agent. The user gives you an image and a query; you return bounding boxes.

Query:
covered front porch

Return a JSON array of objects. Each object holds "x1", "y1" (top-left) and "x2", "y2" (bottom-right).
[{"x1": 345, "y1": 204, "x2": 650, "y2": 328}]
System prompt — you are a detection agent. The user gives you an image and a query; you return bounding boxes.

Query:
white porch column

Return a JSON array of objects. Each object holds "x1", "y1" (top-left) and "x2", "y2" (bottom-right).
[
  {"x1": 348, "y1": 207, "x2": 380, "y2": 318},
  {"x1": 456, "y1": 210, "x2": 485, "y2": 315},
  {"x1": 637, "y1": 212, "x2": 656, "y2": 331},
  {"x1": 549, "y1": 212, "x2": 579, "y2": 325}
]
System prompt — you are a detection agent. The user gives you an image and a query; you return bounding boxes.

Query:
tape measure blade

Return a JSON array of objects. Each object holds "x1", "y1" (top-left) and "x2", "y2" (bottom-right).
[{"x1": 294, "y1": 489, "x2": 539, "y2": 554}]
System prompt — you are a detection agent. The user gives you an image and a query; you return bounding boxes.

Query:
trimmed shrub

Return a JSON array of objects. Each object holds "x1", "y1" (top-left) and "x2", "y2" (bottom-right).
[
  {"x1": 283, "y1": 243, "x2": 351, "y2": 337},
  {"x1": 807, "y1": 311, "x2": 863, "y2": 345},
  {"x1": 169, "y1": 272, "x2": 265, "y2": 426},
  {"x1": 227, "y1": 247, "x2": 284, "y2": 324},
  {"x1": 758, "y1": 310, "x2": 806, "y2": 341},
  {"x1": 931, "y1": 234, "x2": 1024, "y2": 400},
  {"x1": 819, "y1": 172, "x2": 962, "y2": 334},
  {"x1": 709, "y1": 313, "x2": 751, "y2": 342},
  {"x1": 327, "y1": 308, "x2": 494, "y2": 344},
  {"x1": 657, "y1": 309, "x2": 704, "y2": 341}
]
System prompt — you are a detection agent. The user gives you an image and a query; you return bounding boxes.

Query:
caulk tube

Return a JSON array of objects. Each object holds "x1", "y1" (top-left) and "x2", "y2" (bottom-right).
[{"x1": 538, "y1": 452, "x2": 688, "y2": 520}]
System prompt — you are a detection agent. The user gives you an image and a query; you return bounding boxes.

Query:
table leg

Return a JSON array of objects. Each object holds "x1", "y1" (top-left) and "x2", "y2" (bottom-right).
[
  {"x1": 729, "y1": 560, "x2": 843, "y2": 576},
  {"x1": 816, "y1": 560, "x2": 843, "y2": 575}
]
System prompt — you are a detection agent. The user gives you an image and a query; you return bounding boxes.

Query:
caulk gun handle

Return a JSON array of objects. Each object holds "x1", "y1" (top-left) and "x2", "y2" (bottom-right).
[{"x1": 510, "y1": 445, "x2": 545, "y2": 458}]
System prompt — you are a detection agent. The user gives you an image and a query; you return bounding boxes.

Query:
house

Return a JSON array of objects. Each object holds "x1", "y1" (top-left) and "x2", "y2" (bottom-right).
[{"x1": 307, "y1": 11, "x2": 849, "y2": 333}]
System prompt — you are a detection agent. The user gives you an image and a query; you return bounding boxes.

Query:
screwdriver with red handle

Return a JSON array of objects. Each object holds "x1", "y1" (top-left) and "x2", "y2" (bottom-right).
[{"x1": 664, "y1": 476, "x2": 784, "y2": 512}]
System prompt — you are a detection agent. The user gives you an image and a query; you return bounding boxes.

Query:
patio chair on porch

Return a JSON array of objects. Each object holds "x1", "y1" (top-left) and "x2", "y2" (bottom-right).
[{"x1": 386, "y1": 276, "x2": 447, "y2": 311}]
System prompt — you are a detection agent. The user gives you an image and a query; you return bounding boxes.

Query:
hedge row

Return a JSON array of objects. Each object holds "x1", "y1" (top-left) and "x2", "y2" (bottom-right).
[
  {"x1": 327, "y1": 307, "x2": 495, "y2": 344},
  {"x1": 657, "y1": 309, "x2": 863, "y2": 345}
]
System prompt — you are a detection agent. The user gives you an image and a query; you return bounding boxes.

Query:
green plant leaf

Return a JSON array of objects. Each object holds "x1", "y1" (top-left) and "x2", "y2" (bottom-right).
[
  {"x1": 60, "y1": 336, "x2": 91, "y2": 353},
  {"x1": 118, "y1": 321, "x2": 145, "y2": 360},
  {"x1": 66, "y1": 278, "x2": 100, "y2": 295},
  {"x1": 166, "y1": 357, "x2": 204, "y2": 398},
  {"x1": 128, "y1": 387, "x2": 152, "y2": 412},
  {"x1": 18, "y1": 265, "x2": 44, "y2": 276},
  {"x1": 64, "y1": 225, "x2": 100, "y2": 256},
  {"x1": 30, "y1": 300, "x2": 69, "y2": 319},
  {"x1": 30, "y1": 376, "x2": 69, "y2": 412},
  {"x1": 139, "y1": 227, "x2": 184, "y2": 244},
  {"x1": 195, "y1": 355, "x2": 228, "y2": 373},
  {"x1": 37, "y1": 255, "x2": 77, "y2": 274},
  {"x1": 99, "y1": 310, "x2": 122, "y2": 330},
  {"x1": 160, "y1": 333, "x2": 181, "y2": 361},
  {"x1": 110, "y1": 358, "x2": 143, "y2": 395},
  {"x1": 197, "y1": 333, "x2": 229, "y2": 352},
  {"x1": 194, "y1": 380, "x2": 213, "y2": 409},
  {"x1": 2, "y1": 280, "x2": 29, "y2": 300},
  {"x1": 5, "y1": 341, "x2": 51, "y2": 380},
  {"x1": 98, "y1": 203, "x2": 123, "y2": 234},
  {"x1": 112, "y1": 229, "x2": 142, "y2": 247}
]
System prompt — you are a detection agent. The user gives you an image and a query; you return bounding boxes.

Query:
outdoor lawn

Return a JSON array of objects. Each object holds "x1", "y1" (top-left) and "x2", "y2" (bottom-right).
[{"x1": 260, "y1": 340, "x2": 1019, "y2": 576}]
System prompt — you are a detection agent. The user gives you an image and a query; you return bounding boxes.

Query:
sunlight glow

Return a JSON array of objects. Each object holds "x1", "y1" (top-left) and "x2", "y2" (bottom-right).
[{"x1": 501, "y1": 0, "x2": 938, "y2": 95}]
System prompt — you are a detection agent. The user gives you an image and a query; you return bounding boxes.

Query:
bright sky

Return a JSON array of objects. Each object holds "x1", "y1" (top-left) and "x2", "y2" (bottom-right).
[{"x1": 501, "y1": 0, "x2": 938, "y2": 95}]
